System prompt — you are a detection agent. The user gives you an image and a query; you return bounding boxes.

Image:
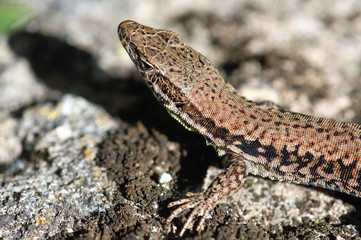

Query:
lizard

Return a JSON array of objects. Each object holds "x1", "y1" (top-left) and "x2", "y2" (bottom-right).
[{"x1": 117, "y1": 20, "x2": 361, "y2": 236}]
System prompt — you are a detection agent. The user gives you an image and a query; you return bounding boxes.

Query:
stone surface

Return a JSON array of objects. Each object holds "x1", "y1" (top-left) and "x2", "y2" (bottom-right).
[{"x1": 0, "y1": 0, "x2": 360, "y2": 239}]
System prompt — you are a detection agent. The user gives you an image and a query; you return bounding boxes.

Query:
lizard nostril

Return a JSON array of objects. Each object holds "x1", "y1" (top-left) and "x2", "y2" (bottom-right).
[{"x1": 118, "y1": 20, "x2": 136, "y2": 37}]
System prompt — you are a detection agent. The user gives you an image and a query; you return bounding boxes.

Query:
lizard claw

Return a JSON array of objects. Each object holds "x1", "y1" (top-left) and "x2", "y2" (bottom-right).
[{"x1": 166, "y1": 192, "x2": 216, "y2": 236}]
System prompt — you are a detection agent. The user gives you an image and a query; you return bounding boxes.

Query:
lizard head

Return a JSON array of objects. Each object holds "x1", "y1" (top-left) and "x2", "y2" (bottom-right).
[
  {"x1": 118, "y1": 20, "x2": 228, "y2": 133},
  {"x1": 118, "y1": 20, "x2": 217, "y2": 112}
]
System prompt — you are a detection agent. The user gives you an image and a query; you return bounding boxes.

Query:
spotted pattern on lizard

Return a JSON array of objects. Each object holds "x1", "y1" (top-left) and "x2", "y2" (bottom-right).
[{"x1": 118, "y1": 20, "x2": 361, "y2": 236}]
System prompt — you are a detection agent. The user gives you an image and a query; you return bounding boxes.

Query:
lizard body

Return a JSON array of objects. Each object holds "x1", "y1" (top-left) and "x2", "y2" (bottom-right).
[{"x1": 118, "y1": 20, "x2": 361, "y2": 236}]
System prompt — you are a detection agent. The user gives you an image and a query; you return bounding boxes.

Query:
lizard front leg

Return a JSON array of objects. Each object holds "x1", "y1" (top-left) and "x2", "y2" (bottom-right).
[{"x1": 166, "y1": 152, "x2": 248, "y2": 236}]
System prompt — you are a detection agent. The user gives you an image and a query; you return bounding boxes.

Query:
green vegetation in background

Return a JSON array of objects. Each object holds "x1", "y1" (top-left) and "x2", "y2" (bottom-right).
[{"x1": 0, "y1": 1, "x2": 30, "y2": 36}]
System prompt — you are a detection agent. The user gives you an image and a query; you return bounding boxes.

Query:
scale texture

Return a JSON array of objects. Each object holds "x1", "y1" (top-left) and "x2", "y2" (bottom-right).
[{"x1": 118, "y1": 20, "x2": 361, "y2": 236}]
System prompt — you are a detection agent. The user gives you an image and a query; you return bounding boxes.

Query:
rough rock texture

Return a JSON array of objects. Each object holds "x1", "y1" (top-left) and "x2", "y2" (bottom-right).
[{"x1": 1, "y1": 0, "x2": 361, "y2": 239}]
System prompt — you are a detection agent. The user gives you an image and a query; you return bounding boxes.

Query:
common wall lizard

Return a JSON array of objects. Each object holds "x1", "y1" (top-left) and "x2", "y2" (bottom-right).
[{"x1": 118, "y1": 20, "x2": 361, "y2": 236}]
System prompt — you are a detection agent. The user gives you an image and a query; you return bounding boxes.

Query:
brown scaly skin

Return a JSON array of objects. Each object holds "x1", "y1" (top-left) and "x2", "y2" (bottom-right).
[{"x1": 118, "y1": 20, "x2": 361, "y2": 236}]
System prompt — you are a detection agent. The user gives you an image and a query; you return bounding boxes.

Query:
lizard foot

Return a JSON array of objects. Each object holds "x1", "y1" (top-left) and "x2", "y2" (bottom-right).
[
  {"x1": 166, "y1": 192, "x2": 217, "y2": 236},
  {"x1": 166, "y1": 156, "x2": 247, "y2": 236}
]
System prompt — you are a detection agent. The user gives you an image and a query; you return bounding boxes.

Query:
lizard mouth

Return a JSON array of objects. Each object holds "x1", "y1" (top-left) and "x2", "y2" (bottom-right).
[{"x1": 118, "y1": 21, "x2": 139, "y2": 64}]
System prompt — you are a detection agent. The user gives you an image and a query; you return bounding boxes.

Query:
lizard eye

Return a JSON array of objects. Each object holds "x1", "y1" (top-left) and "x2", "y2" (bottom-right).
[{"x1": 139, "y1": 61, "x2": 153, "y2": 72}]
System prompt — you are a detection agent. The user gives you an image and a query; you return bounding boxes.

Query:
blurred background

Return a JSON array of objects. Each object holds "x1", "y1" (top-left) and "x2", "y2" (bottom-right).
[
  {"x1": 1, "y1": 0, "x2": 361, "y2": 239},
  {"x1": 2, "y1": 0, "x2": 361, "y2": 122}
]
